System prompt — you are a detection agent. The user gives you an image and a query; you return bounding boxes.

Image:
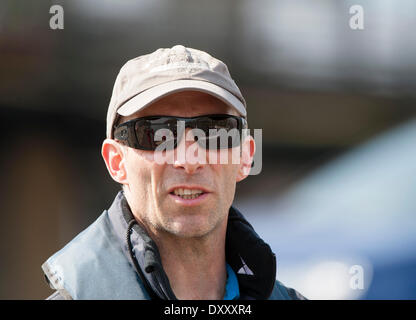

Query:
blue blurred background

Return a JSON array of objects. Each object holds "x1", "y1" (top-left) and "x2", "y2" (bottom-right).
[{"x1": 0, "y1": 0, "x2": 415, "y2": 299}]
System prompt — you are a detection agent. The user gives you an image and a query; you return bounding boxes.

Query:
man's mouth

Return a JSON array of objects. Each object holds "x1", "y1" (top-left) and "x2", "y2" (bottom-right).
[{"x1": 171, "y1": 188, "x2": 205, "y2": 200}]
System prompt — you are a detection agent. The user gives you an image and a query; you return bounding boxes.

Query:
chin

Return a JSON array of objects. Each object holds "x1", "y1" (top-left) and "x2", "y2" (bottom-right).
[
  {"x1": 164, "y1": 216, "x2": 219, "y2": 239},
  {"x1": 170, "y1": 229, "x2": 210, "y2": 239}
]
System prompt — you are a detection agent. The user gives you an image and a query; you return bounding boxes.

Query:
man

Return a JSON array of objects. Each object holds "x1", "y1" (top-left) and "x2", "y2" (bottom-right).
[{"x1": 42, "y1": 45, "x2": 305, "y2": 300}]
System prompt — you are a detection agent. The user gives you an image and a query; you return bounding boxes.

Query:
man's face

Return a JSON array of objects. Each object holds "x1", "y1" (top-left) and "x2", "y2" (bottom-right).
[{"x1": 107, "y1": 91, "x2": 251, "y2": 239}]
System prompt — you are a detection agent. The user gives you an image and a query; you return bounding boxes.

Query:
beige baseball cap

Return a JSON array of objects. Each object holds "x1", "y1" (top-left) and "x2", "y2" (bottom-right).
[{"x1": 106, "y1": 45, "x2": 247, "y2": 138}]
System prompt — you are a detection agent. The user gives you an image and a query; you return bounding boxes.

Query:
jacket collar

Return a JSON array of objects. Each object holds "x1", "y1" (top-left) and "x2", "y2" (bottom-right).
[{"x1": 107, "y1": 190, "x2": 276, "y2": 300}]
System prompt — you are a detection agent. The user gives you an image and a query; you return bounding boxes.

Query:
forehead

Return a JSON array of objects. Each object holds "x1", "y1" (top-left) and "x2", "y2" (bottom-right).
[{"x1": 121, "y1": 90, "x2": 239, "y2": 122}]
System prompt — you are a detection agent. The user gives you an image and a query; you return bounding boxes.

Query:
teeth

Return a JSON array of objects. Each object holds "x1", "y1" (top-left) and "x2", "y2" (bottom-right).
[{"x1": 173, "y1": 188, "x2": 204, "y2": 199}]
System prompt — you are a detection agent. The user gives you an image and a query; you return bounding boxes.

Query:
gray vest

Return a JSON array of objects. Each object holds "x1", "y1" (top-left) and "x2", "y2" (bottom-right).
[{"x1": 42, "y1": 211, "x2": 150, "y2": 299}]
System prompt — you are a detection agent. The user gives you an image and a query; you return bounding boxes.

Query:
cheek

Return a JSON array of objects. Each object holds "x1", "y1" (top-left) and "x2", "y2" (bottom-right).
[
  {"x1": 212, "y1": 162, "x2": 239, "y2": 198},
  {"x1": 125, "y1": 150, "x2": 159, "y2": 192},
  {"x1": 207, "y1": 148, "x2": 241, "y2": 184}
]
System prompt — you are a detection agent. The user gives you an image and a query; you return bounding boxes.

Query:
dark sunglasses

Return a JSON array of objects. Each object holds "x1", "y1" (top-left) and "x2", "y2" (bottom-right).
[{"x1": 113, "y1": 114, "x2": 247, "y2": 151}]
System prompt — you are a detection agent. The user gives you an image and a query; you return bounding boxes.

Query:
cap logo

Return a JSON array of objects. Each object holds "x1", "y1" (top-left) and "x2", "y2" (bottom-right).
[{"x1": 149, "y1": 62, "x2": 208, "y2": 74}]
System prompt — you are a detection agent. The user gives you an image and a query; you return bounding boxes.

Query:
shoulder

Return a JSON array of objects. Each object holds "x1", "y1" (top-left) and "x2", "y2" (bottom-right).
[
  {"x1": 269, "y1": 280, "x2": 307, "y2": 300},
  {"x1": 42, "y1": 211, "x2": 149, "y2": 300}
]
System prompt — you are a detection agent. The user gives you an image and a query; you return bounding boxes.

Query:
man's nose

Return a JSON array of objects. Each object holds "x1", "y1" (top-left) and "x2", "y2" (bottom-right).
[{"x1": 172, "y1": 128, "x2": 205, "y2": 174}]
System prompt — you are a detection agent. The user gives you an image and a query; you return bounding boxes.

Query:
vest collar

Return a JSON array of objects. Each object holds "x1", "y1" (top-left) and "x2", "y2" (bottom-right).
[{"x1": 107, "y1": 190, "x2": 276, "y2": 300}]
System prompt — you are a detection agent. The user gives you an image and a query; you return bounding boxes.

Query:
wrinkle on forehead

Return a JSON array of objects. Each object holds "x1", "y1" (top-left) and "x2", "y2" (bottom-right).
[{"x1": 120, "y1": 90, "x2": 239, "y2": 122}]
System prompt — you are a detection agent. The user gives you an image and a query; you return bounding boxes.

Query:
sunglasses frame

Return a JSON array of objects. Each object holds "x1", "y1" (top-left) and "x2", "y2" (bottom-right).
[{"x1": 113, "y1": 114, "x2": 247, "y2": 151}]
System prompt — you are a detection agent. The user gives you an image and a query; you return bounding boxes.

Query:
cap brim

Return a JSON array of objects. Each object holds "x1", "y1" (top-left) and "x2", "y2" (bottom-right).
[{"x1": 117, "y1": 79, "x2": 246, "y2": 117}]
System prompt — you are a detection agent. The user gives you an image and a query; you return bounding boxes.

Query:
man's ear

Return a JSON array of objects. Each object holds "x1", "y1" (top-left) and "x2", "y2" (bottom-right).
[
  {"x1": 236, "y1": 135, "x2": 255, "y2": 182},
  {"x1": 101, "y1": 139, "x2": 128, "y2": 185}
]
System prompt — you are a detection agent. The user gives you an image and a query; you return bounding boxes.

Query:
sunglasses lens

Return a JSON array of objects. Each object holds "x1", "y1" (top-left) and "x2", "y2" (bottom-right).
[
  {"x1": 130, "y1": 115, "x2": 242, "y2": 151},
  {"x1": 196, "y1": 116, "x2": 241, "y2": 149},
  {"x1": 134, "y1": 118, "x2": 178, "y2": 150}
]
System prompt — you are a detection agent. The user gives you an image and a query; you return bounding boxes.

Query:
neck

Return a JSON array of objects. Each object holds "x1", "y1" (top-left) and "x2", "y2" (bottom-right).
[{"x1": 150, "y1": 226, "x2": 227, "y2": 300}]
